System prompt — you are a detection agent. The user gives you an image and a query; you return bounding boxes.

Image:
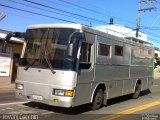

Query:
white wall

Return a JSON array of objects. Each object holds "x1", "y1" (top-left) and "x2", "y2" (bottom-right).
[{"x1": 94, "y1": 24, "x2": 148, "y2": 42}]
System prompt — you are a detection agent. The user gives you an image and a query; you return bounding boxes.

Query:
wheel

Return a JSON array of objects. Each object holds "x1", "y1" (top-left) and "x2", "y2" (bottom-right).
[
  {"x1": 132, "y1": 83, "x2": 141, "y2": 99},
  {"x1": 91, "y1": 89, "x2": 104, "y2": 110}
]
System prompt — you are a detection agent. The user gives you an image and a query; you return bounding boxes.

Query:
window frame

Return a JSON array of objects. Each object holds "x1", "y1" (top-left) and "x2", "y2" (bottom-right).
[
  {"x1": 79, "y1": 42, "x2": 93, "y2": 70},
  {"x1": 114, "y1": 45, "x2": 123, "y2": 56},
  {"x1": 98, "y1": 43, "x2": 111, "y2": 57}
]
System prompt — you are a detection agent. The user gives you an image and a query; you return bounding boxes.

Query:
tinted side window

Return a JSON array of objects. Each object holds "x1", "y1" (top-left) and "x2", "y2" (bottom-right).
[
  {"x1": 115, "y1": 45, "x2": 123, "y2": 56},
  {"x1": 99, "y1": 44, "x2": 110, "y2": 56},
  {"x1": 79, "y1": 42, "x2": 93, "y2": 69},
  {"x1": 80, "y1": 42, "x2": 92, "y2": 63}
]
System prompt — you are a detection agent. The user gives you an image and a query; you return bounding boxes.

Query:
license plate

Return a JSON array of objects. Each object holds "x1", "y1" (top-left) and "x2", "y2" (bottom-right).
[{"x1": 32, "y1": 95, "x2": 43, "y2": 100}]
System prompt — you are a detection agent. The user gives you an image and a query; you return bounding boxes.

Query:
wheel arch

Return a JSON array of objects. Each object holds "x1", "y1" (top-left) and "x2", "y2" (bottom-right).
[
  {"x1": 134, "y1": 79, "x2": 142, "y2": 91},
  {"x1": 90, "y1": 83, "x2": 106, "y2": 103}
]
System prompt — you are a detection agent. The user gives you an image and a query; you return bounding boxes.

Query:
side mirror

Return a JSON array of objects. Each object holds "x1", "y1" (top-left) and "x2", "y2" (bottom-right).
[
  {"x1": 14, "y1": 32, "x2": 25, "y2": 38},
  {"x1": 67, "y1": 43, "x2": 74, "y2": 57}
]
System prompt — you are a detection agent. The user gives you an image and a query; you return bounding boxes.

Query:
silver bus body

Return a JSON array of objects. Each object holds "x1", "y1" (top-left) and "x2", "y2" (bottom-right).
[{"x1": 15, "y1": 24, "x2": 154, "y2": 108}]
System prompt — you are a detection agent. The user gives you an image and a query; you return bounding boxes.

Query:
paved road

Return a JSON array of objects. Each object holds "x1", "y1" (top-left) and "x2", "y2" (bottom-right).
[
  {"x1": 0, "y1": 92, "x2": 24, "y2": 104},
  {"x1": 0, "y1": 79, "x2": 160, "y2": 120}
]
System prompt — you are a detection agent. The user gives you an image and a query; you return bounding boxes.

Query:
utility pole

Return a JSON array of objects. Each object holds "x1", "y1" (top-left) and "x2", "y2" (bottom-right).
[{"x1": 136, "y1": 0, "x2": 156, "y2": 37}]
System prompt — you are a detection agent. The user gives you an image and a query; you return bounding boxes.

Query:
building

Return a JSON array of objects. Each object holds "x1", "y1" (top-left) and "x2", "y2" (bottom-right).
[
  {"x1": 155, "y1": 48, "x2": 160, "y2": 66},
  {"x1": 0, "y1": 29, "x2": 24, "y2": 59},
  {"x1": 0, "y1": 29, "x2": 24, "y2": 82},
  {"x1": 94, "y1": 24, "x2": 150, "y2": 45}
]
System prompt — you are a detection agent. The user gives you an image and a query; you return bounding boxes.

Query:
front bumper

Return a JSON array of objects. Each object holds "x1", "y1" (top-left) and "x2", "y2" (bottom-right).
[{"x1": 15, "y1": 89, "x2": 74, "y2": 108}]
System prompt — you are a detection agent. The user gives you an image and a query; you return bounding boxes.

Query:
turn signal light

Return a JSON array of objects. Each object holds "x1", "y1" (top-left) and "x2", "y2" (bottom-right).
[{"x1": 65, "y1": 90, "x2": 74, "y2": 97}]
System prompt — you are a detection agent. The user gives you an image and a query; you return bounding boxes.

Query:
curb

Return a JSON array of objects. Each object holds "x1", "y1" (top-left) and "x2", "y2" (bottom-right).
[
  {"x1": 0, "y1": 89, "x2": 15, "y2": 93},
  {"x1": 0, "y1": 83, "x2": 15, "y2": 93},
  {"x1": 154, "y1": 72, "x2": 160, "y2": 80}
]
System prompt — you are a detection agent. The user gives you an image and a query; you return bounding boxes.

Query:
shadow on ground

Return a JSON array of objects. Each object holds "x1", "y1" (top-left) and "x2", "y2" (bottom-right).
[
  {"x1": 24, "y1": 102, "x2": 91, "y2": 115},
  {"x1": 107, "y1": 89, "x2": 151, "y2": 106},
  {"x1": 23, "y1": 89, "x2": 151, "y2": 115}
]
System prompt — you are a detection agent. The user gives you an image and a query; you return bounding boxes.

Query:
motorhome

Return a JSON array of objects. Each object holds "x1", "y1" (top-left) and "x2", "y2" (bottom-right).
[{"x1": 14, "y1": 24, "x2": 154, "y2": 110}]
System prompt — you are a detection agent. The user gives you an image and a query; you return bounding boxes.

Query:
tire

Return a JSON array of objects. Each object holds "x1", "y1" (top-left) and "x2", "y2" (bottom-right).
[
  {"x1": 91, "y1": 89, "x2": 104, "y2": 110},
  {"x1": 132, "y1": 83, "x2": 141, "y2": 99}
]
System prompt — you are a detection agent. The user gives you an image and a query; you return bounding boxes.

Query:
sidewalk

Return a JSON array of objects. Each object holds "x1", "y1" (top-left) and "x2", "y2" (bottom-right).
[
  {"x1": 154, "y1": 66, "x2": 160, "y2": 80},
  {"x1": 154, "y1": 72, "x2": 160, "y2": 80},
  {"x1": 0, "y1": 79, "x2": 15, "y2": 93}
]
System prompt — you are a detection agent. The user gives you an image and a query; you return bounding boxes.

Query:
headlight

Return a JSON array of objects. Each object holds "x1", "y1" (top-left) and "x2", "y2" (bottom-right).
[
  {"x1": 16, "y1": 84, "x2": 24, "y2": 90},
  {"x1": 53, "y1": 89, "x2": 74, "y2": 97},
  {"x1": 54, "y1": 89, "x2": 65, "y2": 96}
]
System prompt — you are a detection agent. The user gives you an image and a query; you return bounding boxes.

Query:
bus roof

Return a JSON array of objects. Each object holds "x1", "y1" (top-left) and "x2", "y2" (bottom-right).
[{"x1": 27, "y1": 24, "x2": 83, "y2": 30}]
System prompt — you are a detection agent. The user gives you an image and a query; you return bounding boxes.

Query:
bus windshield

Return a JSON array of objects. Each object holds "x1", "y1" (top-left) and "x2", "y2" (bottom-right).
[{"x1": 19, "y1": 28, "x2": 78, "y2": 71}]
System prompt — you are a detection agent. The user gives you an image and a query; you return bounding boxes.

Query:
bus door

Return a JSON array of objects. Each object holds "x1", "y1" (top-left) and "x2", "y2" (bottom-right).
[{"x1": 74, "y1": 40, "x2": 95, "y2": 106}]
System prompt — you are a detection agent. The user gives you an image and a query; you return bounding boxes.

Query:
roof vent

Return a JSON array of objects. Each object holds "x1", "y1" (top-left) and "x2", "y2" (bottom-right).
[{"x1": 109, "y1": 18, "x2": 113, "y2": 25}]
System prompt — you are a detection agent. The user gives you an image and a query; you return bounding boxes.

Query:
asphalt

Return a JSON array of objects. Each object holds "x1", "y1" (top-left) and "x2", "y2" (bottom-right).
[
  {"x1": 0, "y1": 77, "x2": 15, "y2": 93},
  {"x1": 0, "y1": 92, "x2": 25, "y2": 104}
]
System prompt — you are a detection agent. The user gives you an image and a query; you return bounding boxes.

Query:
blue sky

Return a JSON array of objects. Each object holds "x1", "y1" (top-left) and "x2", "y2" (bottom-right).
[{"x1": 0, "y1": 0, "x2": 160, "y2": 48}]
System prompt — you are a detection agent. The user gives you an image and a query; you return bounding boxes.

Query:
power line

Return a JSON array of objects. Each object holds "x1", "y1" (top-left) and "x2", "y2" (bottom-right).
[
  {"x1": 5, "y1": 11, "x2": 48, "y2": 23},
  {"x1": 144, "y1": 30, "x2": 160, "y2": 38},
  {"x1": 21, "y1": 0, "x2": 107, "y2": 24},
  {"x1": 0, "y1": 3, "x2": 76, "y2": 23},
  {"x1": 140, "y1": 25, "x2": 160, "y2": 30},
  {"x1": 148, "y1": 37, "x2": 160, "y2": 46},
  {"x1": 60, "y1": 0, "x2": 159, "y2": 34},
  {"x1": 57, "y1": 0, "x2": 140, "y2": 27},
  {"x1": 8, "y1": 0, "x2": 102, "y2": 24},
  {"x1": 14, "y1": 0, "x2": 156, "y2": 30},
  {"x1": 2, "y1": 1, "x2": 160, "y2": 46},
  {"x1": 45, "y1": 0, "x2": 108, "y2": 21},
  {"x1": 44, "y1": 0, "x2": 94, "y2": 16},
  {"x1": 22, "y1": 0, "x2": 139, "y2": 27},
  {"x1": 57, "y1": 0, "x2": 105, "y2": 16},
  {"x1": 61, "y1": 0, "x2": 106, "y2": 12},
  {"x1": 141, "y1": 27, "x2": 160, "y2": 30}
]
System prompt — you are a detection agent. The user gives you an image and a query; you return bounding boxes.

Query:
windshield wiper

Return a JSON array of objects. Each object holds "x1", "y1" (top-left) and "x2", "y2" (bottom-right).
[
  {"x1": 24, "y1": 28, "x2": 56, "y2": 74},
  {"x1": 42, "y1": 29, "x2": 56, "y2": 74},
  {"x1": 24, "y1": 48, "x2": 56, "y2": 74},
  {"x1": 24, "y1": 59, "x2": 37, "y2": 71},
  {"x1": 41, "y1": 47, "x2": 56, "y2": 74},
  {"x1": 44, "y1": 50, "x2": 56, "y2": 74}
]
